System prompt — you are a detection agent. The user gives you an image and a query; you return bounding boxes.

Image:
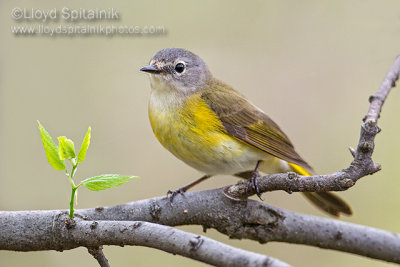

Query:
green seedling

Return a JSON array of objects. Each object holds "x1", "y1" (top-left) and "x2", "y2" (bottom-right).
[{"x1": 38, "y1": 121, "x2": 138, "y2": 219}]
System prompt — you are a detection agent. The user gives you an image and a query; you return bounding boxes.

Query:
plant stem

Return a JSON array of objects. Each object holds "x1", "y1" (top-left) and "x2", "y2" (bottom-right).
[
  {"x1": 71, "y1": 163, "x2": 78, "y2": 178},
  {"x1": 69, "y1": 186, "x2": 77, "y2": 219},
  {"x1": 67, "y1": 159, "x2": 79, "y2": 219},
  {"x1": 70, "y1": 158, "x2": 78, "y2": 178}
]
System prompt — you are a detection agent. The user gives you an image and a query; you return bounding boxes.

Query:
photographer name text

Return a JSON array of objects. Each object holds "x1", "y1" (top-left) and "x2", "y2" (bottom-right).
[{"x1": 12, "y1": 7, "x2": 120, "y2": 22}]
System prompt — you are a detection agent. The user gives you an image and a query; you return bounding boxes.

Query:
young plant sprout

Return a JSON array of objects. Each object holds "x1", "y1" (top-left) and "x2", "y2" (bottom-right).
[{"x1": 38, "y1": 121, "x2": 138, "y2": 219}]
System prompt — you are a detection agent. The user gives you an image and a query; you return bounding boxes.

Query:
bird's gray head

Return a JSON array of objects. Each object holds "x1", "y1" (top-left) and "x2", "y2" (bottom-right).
[{"x1": 140, "y1": 48, "x2": 211, "y2": 94}]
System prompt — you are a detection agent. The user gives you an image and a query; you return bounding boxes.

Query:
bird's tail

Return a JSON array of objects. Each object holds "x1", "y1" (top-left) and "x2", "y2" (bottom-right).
[{"x1": 290, "y1": 163, "x2": 352, "y2": 217}]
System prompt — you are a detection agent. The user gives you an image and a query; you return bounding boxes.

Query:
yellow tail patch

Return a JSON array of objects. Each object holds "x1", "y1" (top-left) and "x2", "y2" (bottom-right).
[
  {"x1": 289, "y1": 163, "x2": 352, "y2": 216},
  {"x1": 289, "y1": 163, "x2": 311, "y2": 176}
]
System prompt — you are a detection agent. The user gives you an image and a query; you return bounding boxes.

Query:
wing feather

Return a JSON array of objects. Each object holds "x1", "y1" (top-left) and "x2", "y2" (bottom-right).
[{"x1": 200, "y1": 79, "x2": 313, "y2": 172}]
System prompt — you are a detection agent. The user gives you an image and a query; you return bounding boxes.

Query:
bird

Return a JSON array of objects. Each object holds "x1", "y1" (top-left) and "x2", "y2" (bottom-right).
[{"x1": 140, "y1": 48, "x2": 352, "y2": 216}]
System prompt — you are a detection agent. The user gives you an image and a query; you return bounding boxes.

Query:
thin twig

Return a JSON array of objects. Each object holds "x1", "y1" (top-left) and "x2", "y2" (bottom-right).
[
  {"x1": 225, "y1": 55, "x2": 400, "y2": 199},
  {"x1": 88, "y1": 246, "x2": 110, "y2": 267}
]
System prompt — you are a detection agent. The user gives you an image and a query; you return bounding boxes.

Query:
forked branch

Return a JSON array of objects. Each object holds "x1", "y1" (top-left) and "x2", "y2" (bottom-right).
[{"x1": 225, "y1": 55, "x2": 400, "y2": 199}]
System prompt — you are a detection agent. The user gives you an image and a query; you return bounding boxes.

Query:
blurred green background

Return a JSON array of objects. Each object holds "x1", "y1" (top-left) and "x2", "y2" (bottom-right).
[{"x1": 1, "y1": 0, "x2": 399, "y2": 266}]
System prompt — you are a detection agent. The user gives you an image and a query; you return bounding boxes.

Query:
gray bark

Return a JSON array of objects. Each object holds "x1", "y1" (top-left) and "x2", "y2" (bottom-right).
[{"x1": 0, "y1": 210, "x2": 290, "y2": 267}]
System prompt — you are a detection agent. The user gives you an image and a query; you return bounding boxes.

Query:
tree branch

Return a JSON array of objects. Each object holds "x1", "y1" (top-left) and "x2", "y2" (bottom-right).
[
  {"x1": 0, "y1": 211, "x2": 290, "y2": 267},
  {"x1": 83, "y1": 191, "x2": 400, "y2": 264},
  {"x1": 88, "y1": 246, "x2": 110, "y2": 267},
  {"x1": 1, "y1": 191, "x2": 399, "y2": 263},
  {"x1": 225, "y1": 55, "x2": 400, "y2": 199}
]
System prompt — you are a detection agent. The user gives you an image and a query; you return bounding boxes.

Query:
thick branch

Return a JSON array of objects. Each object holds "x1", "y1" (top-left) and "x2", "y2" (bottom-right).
[
  {"x1": 0, "y1": 211, "x2": 289, "y2": 267},
  {"x1": 1, "y1": 189, "x2": 399, "y2": 263},
  {"x1": 82, "y1": 192, "x2": 400, "y2": 263},
  {"x1": 225, "y1": 55, "x2": 400, "y2": 199}
]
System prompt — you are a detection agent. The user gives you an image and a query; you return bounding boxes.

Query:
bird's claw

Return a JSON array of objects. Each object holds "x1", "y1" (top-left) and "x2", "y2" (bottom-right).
[
  {"x1": 246, "y1": 170, "x2": 264, "y2": 200},
  {"x1": 167, "y1": 188, "x2": 186, "y2": 202}
]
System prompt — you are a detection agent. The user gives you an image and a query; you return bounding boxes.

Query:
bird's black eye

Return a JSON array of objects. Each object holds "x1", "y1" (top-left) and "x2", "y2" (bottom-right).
[{"x1": 175, "y1": 63, "x2": 185, "y2": 73}]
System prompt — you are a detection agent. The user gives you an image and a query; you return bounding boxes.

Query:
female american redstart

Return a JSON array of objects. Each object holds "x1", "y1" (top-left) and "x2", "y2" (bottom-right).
[{"x1": 141, "y1": 48, "x2": 352, "y2": 216}]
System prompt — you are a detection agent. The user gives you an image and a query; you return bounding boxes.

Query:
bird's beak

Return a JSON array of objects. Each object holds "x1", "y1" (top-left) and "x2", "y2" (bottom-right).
[{"x1": 140, "y1": 65, "x2": 162, "y2": 74}]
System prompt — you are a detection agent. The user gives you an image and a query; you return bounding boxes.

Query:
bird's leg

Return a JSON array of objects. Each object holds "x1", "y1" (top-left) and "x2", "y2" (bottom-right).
[
  {"x1": 167, "y1": 174, "x2": 212, "y2": 201},
  {"x1": 246, "y1": 160, "x2": 264, "y2": 200}
]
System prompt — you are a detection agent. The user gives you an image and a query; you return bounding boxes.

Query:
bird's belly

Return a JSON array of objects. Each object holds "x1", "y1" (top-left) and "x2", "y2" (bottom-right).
[
  {"x1": 149, "y1": 94, "x2": 266, "y2": 175},
  {"x1": 155, "y1": 127, "x2": 263, "y2": 174}
]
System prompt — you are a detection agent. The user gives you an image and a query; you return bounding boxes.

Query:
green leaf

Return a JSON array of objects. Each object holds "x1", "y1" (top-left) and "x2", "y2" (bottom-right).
[
  {"x1": 57, "y1": 136, "x2": 76, "y2": 160},
  {"x1": 37, "y1": 121, "x2": 66, "y2": 171},
  {"x1": 77, "y1": 127, "x2": 91, "y2": 163},
  {"x1": 80, "y1": 174, "x2": 138, "y2": 191}
]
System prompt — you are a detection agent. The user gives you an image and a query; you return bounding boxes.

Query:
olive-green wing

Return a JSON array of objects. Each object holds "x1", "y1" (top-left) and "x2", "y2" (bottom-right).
[{"x1": 200, "y1": 80, "x2": 313, "y2": 172}]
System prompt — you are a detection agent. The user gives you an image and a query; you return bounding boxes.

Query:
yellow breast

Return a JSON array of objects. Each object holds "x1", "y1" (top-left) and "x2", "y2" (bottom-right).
[{"x1": 148, "y1": 91, "x2": 263, "y2": 174}]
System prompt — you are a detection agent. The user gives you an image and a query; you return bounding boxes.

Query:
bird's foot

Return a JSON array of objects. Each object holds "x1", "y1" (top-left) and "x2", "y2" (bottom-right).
[
  {"x1": 167, "y1": 187, "x2": 186, "y2": 202},
  {"x1": 246, "y1": 169, "x2": 264, "y2": 201}
]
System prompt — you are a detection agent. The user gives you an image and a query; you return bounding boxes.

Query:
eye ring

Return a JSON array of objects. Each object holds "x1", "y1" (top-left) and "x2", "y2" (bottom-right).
[{"x1": 174, "y1": 62, "x2": 185, "y2": 73}]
